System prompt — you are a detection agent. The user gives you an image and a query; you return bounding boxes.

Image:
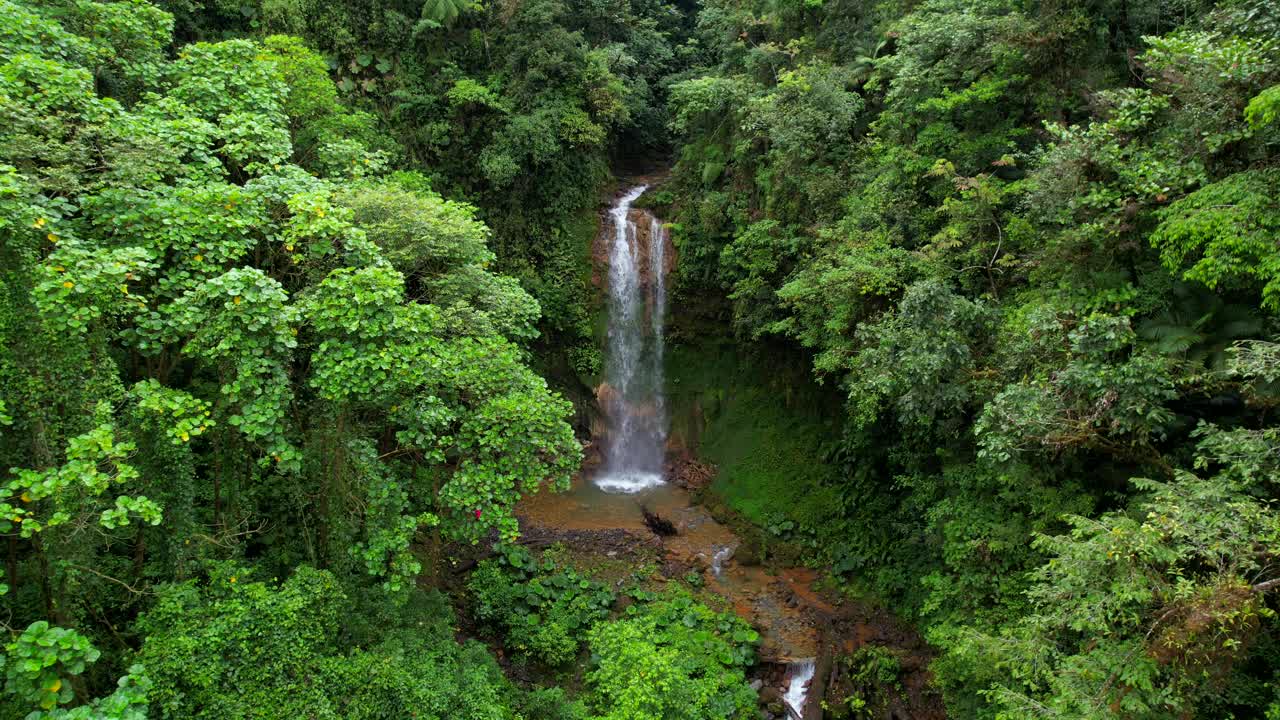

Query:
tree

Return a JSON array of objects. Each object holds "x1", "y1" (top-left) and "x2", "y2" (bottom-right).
[
  {"x1": 967, "y1": 468, "x2": 1280, "y2": 719},
  {"x1": 0, "y1": 5, "x2": 580, "y2": 701},
  {"x1": 1150, "y1": 169, "x2": 1280, "y2": 311}
]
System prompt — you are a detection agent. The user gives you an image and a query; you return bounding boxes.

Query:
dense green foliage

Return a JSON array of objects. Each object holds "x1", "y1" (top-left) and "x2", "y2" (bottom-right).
[
  {"x1": 4, "y1": 0, "x2": 1280, "y2": 716},
  {"x1": 0, "y1": 1, "x2": 588, "y2": 716},
  {"x1": 136, "y1": 566, "x2": 545, "y2": 719},
  {"x1": 585, "y1": 592, "x2": 758, "y2": 720},
  {"x1": 658, "y1": 0, "x2": 1280, "y2": 715},
  {"x1": 469, "y1": 544, "x2": 616, "y2": 666},
  {"x1": 469, "y1": 545, "x2": 760, "y2": 720},
  {"x1": 164, "y1": 0, "x2": 700, "y2": 367}
]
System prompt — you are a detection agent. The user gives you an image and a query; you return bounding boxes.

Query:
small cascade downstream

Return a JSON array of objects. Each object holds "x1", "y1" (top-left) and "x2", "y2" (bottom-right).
[
  {"x1": 783, "y1": 658, "x2": 817, "y2": 719},
  {"x1": 710, "y1": 546, "x2": 733, "y2": 579},
  {"x1": 595, "y1": 185, "x2": 669, "y2": 493}
]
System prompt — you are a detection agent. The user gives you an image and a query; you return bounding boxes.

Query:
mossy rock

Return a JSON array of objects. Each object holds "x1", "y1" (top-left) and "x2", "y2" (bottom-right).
[
  {"x1": 736, "y1": 536, "x2": 764, "y2": 567},
  {"x1": 663, "y1": 339, "x2": 842, "y2": 540},
  {"x1": 704, "y1": 500, "x2": 731, "y2": 522},
  {"x1": 769, "y1": 542, "x2": 804, "y2": 568}
]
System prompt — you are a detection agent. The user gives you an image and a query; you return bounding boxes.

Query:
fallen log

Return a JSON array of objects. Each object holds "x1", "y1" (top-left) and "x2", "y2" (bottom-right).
[{"x1": 640, "y1": 505, "x2": 677, "y2": 536}]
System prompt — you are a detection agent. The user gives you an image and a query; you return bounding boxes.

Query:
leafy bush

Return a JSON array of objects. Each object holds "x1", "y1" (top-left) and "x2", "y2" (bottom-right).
[
  {"x1": 137, "y1": 564, "x2": 537, "y2": 719},
  {"x1": 468, "y1": 545, "x2": 615, "y2": 666},
  {"x1": 586, "y1": 591, "x2": 759, "y2": 720},
  {"x1": 830, "y1": 645, "x2": 904, "y2": 719}
]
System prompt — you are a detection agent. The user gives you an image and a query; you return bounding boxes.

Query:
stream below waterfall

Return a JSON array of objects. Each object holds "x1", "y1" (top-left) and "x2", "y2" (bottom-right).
[
  {"x1": 518, "y1": 183, "x2": 826, "y2": 718},
  {"x1": 514, "y1": 180, "x2": 948, "y2": 720}
]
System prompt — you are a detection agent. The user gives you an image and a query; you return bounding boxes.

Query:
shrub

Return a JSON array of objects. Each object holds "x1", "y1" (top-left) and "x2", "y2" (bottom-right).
[
  {"x1": 468, "y1": 544, "x2": 615, "y2": 666},
  {"x1": 586, "y1": 593, "x2": 759, "y2": 720}
]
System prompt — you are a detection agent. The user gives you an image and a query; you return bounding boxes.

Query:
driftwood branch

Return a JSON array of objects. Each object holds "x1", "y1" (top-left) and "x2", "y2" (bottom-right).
[
  {"x1": 640, "y1": 506, "x2": 676, "y2": 536},
  {"x1": 1251, "y1": 577, "x2": 1280, "y2": 594}
]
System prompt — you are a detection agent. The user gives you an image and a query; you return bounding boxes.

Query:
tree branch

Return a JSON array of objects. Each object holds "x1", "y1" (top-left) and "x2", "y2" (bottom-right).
[{"x1": 1251, "y1": 577, "x2": 1280, "y2": 594}]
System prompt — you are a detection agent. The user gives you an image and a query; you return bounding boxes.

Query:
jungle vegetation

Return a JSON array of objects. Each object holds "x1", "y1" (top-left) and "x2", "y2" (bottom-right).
[{"x1": 0, "y1": 0, "x2": 1279, "y2": 717}]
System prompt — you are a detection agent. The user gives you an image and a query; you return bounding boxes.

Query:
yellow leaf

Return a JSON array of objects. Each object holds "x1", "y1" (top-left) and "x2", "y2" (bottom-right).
[
  {"x1": 20, "y1": 492, "x2": 30, "y2": 503},
  {"x1": 33, "y1": 218, "x2": 45, "y2": 228},
  {"x1": 233, "y1": 296, "x2": 241, "y2": 305},
  {"x1": 229, "y1": 576, "x2": 237, "y2": 583},
  {"x1": 48, "y1": 679, "x2": 61, "y2": 693},
  {"x1": 62, "y1": 281, "x2": 74, "y2": 289},
  {"x1": 316, "y1": 209, "x2": 325, "y2": 218},
  {"x1": 46, "y1": 233, "x2": 58, "y2": 243},
  {"x1": 285, "y1": 244, "x2": 294, "y2": 252},
  {"x1": 194, "y1": 254, "x2": 204, "y2": 262}
]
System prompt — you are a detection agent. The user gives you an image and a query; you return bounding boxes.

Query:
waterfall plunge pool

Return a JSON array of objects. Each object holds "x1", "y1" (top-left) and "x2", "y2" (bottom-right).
[{"x1": 593, "y1": 470, "x2": 665, "y2": 494}]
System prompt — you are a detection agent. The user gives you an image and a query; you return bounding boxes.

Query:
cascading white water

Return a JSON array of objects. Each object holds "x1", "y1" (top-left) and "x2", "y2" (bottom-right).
[
  {"x1": 648, "y1": 213, "x2": 666, "y2": 435},
  {"x1": 710, "y1": 546, "x2": 733, "y2": 579},
  {"x1": 783, "y1": 658, "x2": 816, "y2": 719},
  {"x1": 595, "y1": 186, "x2": 669, "y2": 493}
]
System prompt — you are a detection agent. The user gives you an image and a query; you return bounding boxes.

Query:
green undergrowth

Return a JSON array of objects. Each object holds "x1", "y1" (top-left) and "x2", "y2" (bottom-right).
[
  {"x1": 664, "y1": 332, "x2": 844, "y2": 553},
  {"x1": 465, "y1": 543, "x2": 761, "y2": 719},
  {"x1": 826, "y1": 645, "x2": 909, "y2": 719},
  {"x1": 122, "y1": 564, "x2": 581, "y2": 720},
  {"x1": 469, "y1": 544, "x2": 617, "y2": 667},
  {"x1": 530, "y1": 205, "x2": 606, "y2": 431}
]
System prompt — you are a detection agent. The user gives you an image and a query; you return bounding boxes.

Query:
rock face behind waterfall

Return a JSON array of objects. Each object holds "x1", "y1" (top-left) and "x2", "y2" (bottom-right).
[
  {"x1": 630, "y1": 207, "x2": 678, "y2": 287},
  {"x1": 592, "y1": 208, "x2": 676, "y2": 292}
]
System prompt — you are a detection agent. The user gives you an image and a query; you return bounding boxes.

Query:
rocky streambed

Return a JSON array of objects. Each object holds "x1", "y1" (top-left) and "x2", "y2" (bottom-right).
[{"x1": 516, "y1": 469, "x2": 946, "y2": 720}]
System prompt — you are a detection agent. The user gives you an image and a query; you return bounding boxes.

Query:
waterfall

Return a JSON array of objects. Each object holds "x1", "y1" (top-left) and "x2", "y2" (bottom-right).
[
  {"x1": 596, "y1": 186, "x2": 668, "y2": 494},
  {"x1": 783, "y1": 658, "x2": 816, "y2": 719}
]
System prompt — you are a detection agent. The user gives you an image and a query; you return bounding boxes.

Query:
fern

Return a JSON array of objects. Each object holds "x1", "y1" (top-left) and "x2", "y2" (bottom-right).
[
  {"x1": 1139, "y1": 283, "x2": 1264, "y2": 368},
  {"x1": 417, "y1": 0, "x2": 468, "y2": 30}
]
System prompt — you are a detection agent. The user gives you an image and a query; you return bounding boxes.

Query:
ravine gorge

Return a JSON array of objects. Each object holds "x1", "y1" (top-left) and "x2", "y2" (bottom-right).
[{"x1": 0, "y1": 0, "x2": 1279, "y2": 718}]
